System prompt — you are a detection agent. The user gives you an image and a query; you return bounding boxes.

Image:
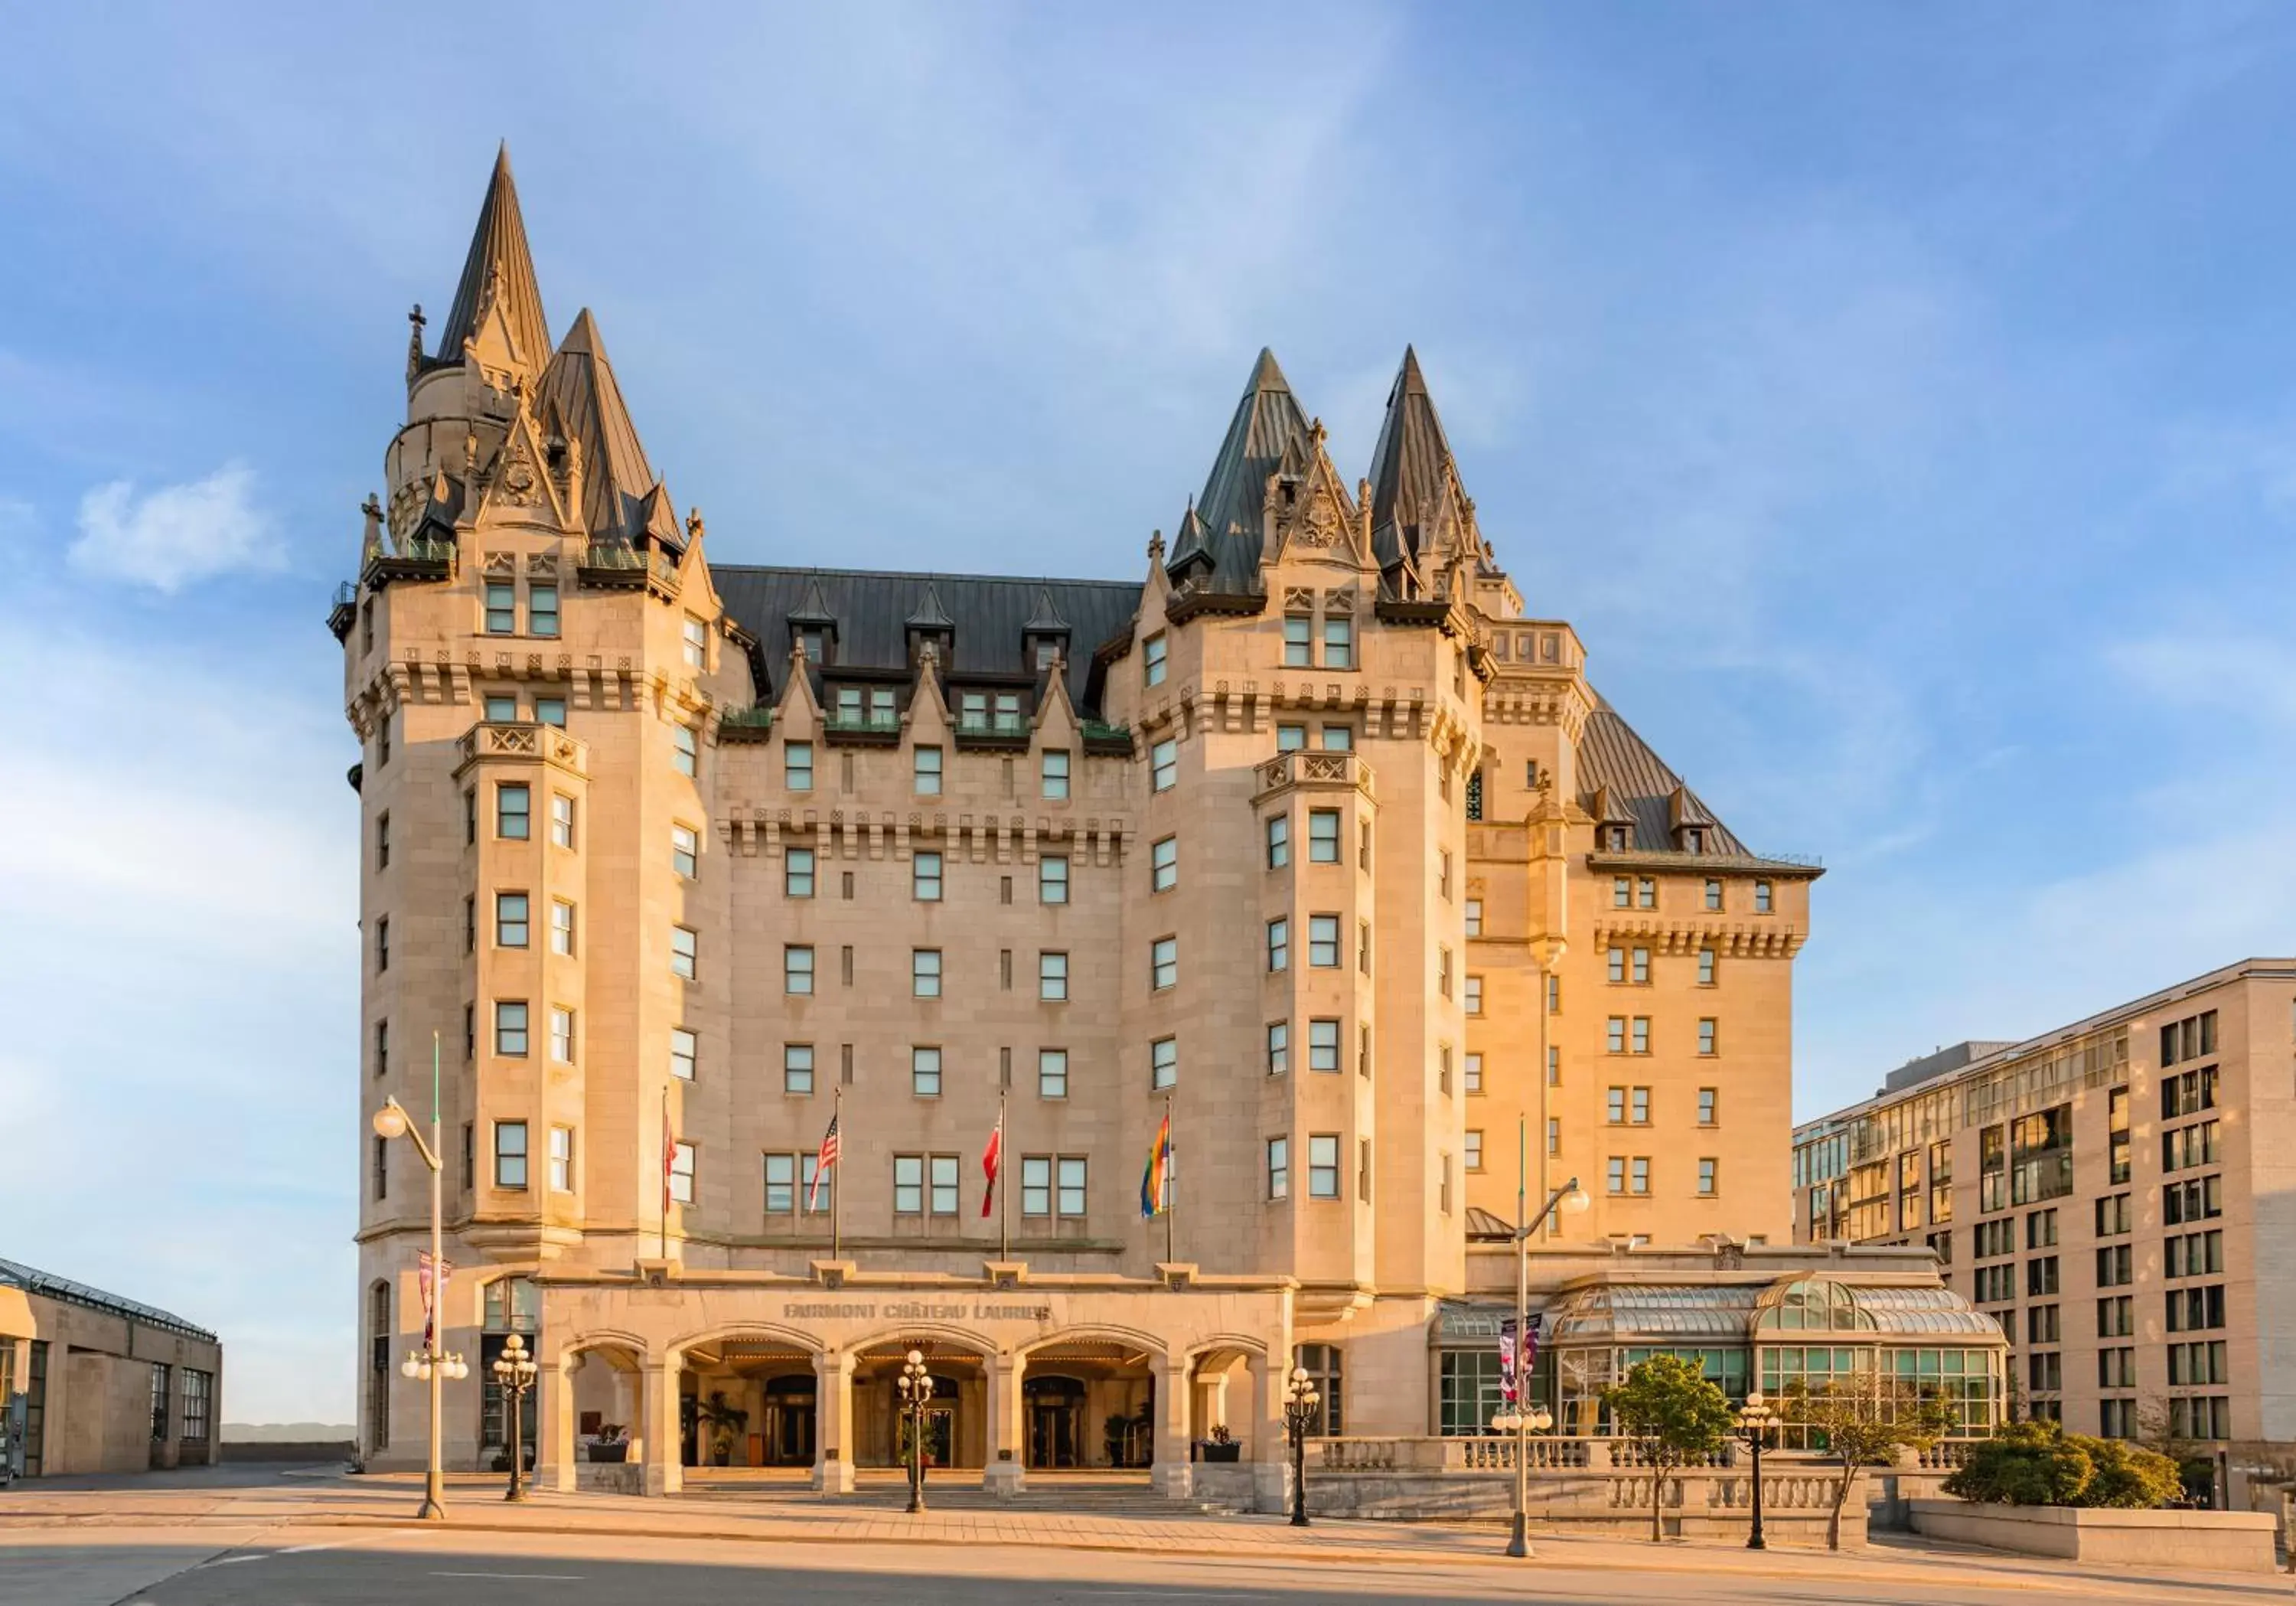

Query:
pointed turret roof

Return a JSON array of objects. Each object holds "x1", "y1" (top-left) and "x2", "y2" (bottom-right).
[
  {"x1": 638, "y1": 481, "x2": 680, "y2": 545},
  {"x1": 434, "y1": 145, "x2": 551, "y2": 377},
  {"x1": 1178, "y1": 348, "x2": 1312, "y2": 589},
  {"x1": 535, "y1": 308, "x2": 657, "y2": 540},
  {"x1": 1367, "y1": 345, "x2": 1460, "y2": 568},
  {"x1": 905, "y1": 584, "x2": 955, "y2": 631}
]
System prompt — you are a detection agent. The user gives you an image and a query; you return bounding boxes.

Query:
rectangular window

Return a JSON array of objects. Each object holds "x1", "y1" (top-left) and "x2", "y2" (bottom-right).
[
  {"x1": 2097, "y1": 1294, "x2": 2133, "y2": 1337},
  {"x1": 549, "y1": 899, "x2": 575, "y2": 957},
  {"x1": 1151, "y1": 737, "x2": 1178, "y2": 791},
  {"x1": 1309, "y1": 1018, "x2": 1340, "y2": 1073},
  {"x1": 494, "y1": 892, "x2": 529, "y2": 948},
  {"x1": 1464, "y1": 1130, "x2": 1484, "y2": 1171},
  {"x1": 1636, "y1": 877, "x2": 1655, "y2": 909},
  {"x1": 1697, "y1": 948, "x2": 1717, "y2": 986},
  {"x1": 1020, "y1": 1156, "x2": 1052, "y2": 1217},
  {"x1": 1463, "y1": 1052, "x2": 1482, "y2": 1093},
  {"x1": 1039, "y1": 855, "x2": 1068, "y2": 905},
  {"x1": 2095, "y1": 1243, "x2": 2133, "y2": 1287},
  {"x1": 484, "y1": 582, "x2": 516, "y2": 634},
  {"x1": 1037, "y1": 1048, "x2": 1068, "y2": 1098},
  {"x1": 2027, "y1": 1255, "x2": 2060, "y2": 1298},
  {"x1": 1308, "y1": 809, "x2": 1341, "y2": 862},
  {"x1": 670, "y1": 925, "x2": 697, "y2": 980},
  {"x1": 1266, "y1": 918, "x2": 1289, "y2": 972},
  {"x1": 1322, "y1": 616, "x2": 1353, "y2": 669},
  {"x1": 549, "y1": 1006, "x2": 574, "y2": 1064},
  {"x1": 1465, "y1": 899, "x2": 1482, "y2": 937},
  {"x1": 912, "y1": 850, "x2": 943, "y2": 902},
  {"x1": 372, "y1": 1134, "x2": 387, "y2": 1200},
  {"x1": 764, "y1": 1152, "x2": 797, "y2": 1215},
  {"x1": 1151, "y1": 935, "x2": 1177, "y2": 989},
  {"x1": 1548, "y1": 1118, "x2": 1561, "y2": 1157},
  {"x1": 494, "y1": 1001, "x2": 528, "y2": 1056},
  {"x1": 497, "y1": 783, "x2": 530, "y2": 840},
  {"x1": 1265, "y1": 814, "x2": 1290, "y2": 867},
  {"x1": 1630, "y1": 1157, "x2": 1650, "y2": 1195},
  {"x1": 894, "y1": 1155, "x2": 925, "y2": 1215},
  {"x1": 373, "y1": 1019, "x2": 388, "y2": 1079},
  {"x1": 1150, "y1": 835, "x2": 1177, "y2": 891},
  {"x1": 1607, "y1": 1157, "x2": 1626, "y2": 1195},
  {"x1": 534, "y1": 691, "x2": 568, "y2": 725},
  {"x1": 781, "y1": 846, "x2": 817, "y2": 899},
  {"x1": 1755, "y1": 880, "x2": 1773, "y2": 912},
  {"x1": 1039, "y1": 951, "x2": 1068, "y2": 1001},
  {"x1": 1143, "y1": 632, "x2": 1167, "y2": 687},
  {"x1": 668, "y1": 1142, "x2": 695, "y2": 1205},
  {"x1": 1150, "y1": 1036, "x2": 1178, "y2": 1090},
  {"x1": 1704, "y1": 878, "x2": 1722, "y2": 911},
  {"x1": 526, "y1": 583, "x2": 559, "y2": 638},
  {"x1": 929, "y1": 1154, "x2": 959, "y2": 1216},
  {"x1": 784, "y1": 945, "x2": 814, "y2": 994},
  {"x1": 1630, "y1": 1087, "x2": 1650, "y2": 1124},
  {"x1": 1698, "y1": 1159, "x2": 1717, "y2": 1196},
  {"x1": 783, "y1": 1043, "x2": 814, "y2": 1095},
  {"x1": 683, "y1": 615, "x2": 707, "y2": 668},
  {"x1": 1698, "y1": 1019, "x2": 1717, "y2": 1056},
  {"x1": 1308, "y1": 1134, "x2": 1340, "y2": 1199},
  {"x1": 1698, "y1": 1088, "x2": 1717, "y2": 1125},
  {"x1": 1465, "y1": 975, "x2": 1482, "y2": 1015},
  {"x1": 785, "y1": 741, "x2": 814, "y2": 792},
  {"x1": 672, "y1": 724, "x2": 697, "y2": 777},
  {"x1": 1056, "y1": 1156, "x2": 1086, "y2": 1218},
  {"x1": 910, "y1": 745, "x2": 944, "y2": 795},
  {"x1": 1308, "y1": 915, "x2": 1340, "y2": 968},
  {"x1": 548, "y1": 1125, "x2": 574, "y2": 1191},
  {"x1": 1607, "y1": 1017, "x2": 1626, "y2": 1054},
  {"x1": 494, "y1": 1121, "x2": 528, "y2": 1188},
  {"x1": 1267, "y1": 1021, "x2": 1290, "y2": 1075},
  {"x1": 484, "y1": 693, "x2": 518, "y2": 723},
  {"x1": 1606, "y1": 947, "x2": 1626, "y2": 984},
  {"x1": 912, "y1": 1046, "x2": 942, "y2": 1097},
  {"x1": 1042, "y1": 750, "x2": 1070, "y2": 800},
  {"x1": 1631, "y1": 1017, "x2": 1650, "y2": 1055},
  {"x1": 1612, "y1": 876, "x2": 1630, "y2": 909},
  {"x1": 1267, "y1": 1137, "x2": 1290, "y2": 1200},
  {"x1": 913, "y1": 948, "x2": 943, "y2": 998},
  {"x1": 1283, "y1": 615, "x2": 1313, "y2": 667},
  {"x1": 1276, "y1": 724, "x2": 1306, "y2": 752}
]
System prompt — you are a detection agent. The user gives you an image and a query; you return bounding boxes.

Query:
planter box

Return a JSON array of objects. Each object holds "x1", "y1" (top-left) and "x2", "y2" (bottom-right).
[
  {"x1": 1199, "y1": 1442, "x2": 1242, "y2": 1464},
  {"x1": 586, "y1": 1442, "x2": 629, "y2": 1464},
  {"x1": 1907, "y1": 1499, "x2": 2278, "y2": 1573}
]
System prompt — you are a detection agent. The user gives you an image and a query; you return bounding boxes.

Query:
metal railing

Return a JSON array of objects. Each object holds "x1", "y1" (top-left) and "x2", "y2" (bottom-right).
[
  {"x1": 955, "y1": 714, "x2": 1029, "y2": 737},
  {"x1": 720, "y1": 706, "x2": 775, "y2": 730},
  {"x1": 824, "y1": 713, "x2": 900, "y2": 734},
  {"x1": 580, "y1": 540, "x2": 645, "y2": 571}
]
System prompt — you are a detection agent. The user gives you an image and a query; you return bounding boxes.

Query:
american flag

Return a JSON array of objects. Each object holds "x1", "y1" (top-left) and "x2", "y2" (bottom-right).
[{"x1": 807, "y1": 1112, "x2": 841, "y2": 1212}]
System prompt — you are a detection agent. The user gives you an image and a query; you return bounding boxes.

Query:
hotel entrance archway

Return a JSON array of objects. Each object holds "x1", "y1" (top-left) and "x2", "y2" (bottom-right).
[
  {"x1": 853, "y1": 1340, "x2": 987, "y2": 1471},
  {"x1": 1019, "y1": 1340, "x2": 1156, "y2": 1470}
]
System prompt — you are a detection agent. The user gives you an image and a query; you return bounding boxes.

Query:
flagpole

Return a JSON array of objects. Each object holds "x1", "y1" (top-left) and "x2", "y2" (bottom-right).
[
  {"x1": 661, "y1": 1086, "x2": 670, "y2": 1262},
  {"x1": 999, "y1": 1091, "x2": 1010, "y2": 1263},
  {"x1": 832, "y1": 1085, "x2": 843, "y2": 1262}
]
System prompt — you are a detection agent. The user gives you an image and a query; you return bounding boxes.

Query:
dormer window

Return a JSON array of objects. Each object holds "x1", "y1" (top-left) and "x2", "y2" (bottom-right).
[
  {"x1": 798, "y1": 628, "x2": 824, "y2": 663},
  {"x1": 1684, "y1": 828, "x2": 1705, "y2": 854},
  {"x1": 1606, "y1": 825, "x2": 1631, "y2": 852},
  {"x1": 1033, "y1": 638, "x2": 1059, "y2": 671}
]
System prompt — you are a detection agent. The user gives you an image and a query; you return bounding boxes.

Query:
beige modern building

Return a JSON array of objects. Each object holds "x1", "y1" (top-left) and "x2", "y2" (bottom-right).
[
  {"x1": 1794, "y1": 958, "x2": 2296, "y2": 1478},
  {"x1": 0, "y1": 1258, "x2": 222, "y2": 1478},
  {"x1": 338, "y1": 149, "x2": 1978, "y2": 1505}
]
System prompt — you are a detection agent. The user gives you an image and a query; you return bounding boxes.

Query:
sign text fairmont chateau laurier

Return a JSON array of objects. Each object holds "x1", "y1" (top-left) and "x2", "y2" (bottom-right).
[{"x1": 341, "y1": 149, "x2": 1998, "y2": 1504}]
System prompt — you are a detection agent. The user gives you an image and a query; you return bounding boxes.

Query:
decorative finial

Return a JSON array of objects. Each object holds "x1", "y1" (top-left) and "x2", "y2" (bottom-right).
[
  {"x1": 1147, "y1": 529, "x2": 1166, "y2": 564},
  {"x1": 360, "y1": 492, "x2": 385, "y2": 560},
  {"x1": 1309, "y1": 416, "x2": 1327, "y2": 448},
  {"x1": 685, "y1": 507, "x2": 706, "y2": 545},
  {"x1": 405, "y1": 304, "x2": 427, "y2": 381}
]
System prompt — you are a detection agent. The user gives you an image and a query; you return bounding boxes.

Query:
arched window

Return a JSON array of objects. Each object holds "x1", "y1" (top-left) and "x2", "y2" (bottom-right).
[{"x1": 367, "y1": 1280, "x2": 392, "y2": 1452}]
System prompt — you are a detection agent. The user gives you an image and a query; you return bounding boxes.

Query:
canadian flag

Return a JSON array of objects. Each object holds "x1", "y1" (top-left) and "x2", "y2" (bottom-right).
[{"x1": 980, "y1": 1115, "x2": 1004, "y2": 1219}]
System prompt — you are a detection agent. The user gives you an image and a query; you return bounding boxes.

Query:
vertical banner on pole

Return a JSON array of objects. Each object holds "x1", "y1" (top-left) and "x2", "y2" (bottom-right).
[{"x1": 1498, "y1": 1317, "x2": 1518, "y2": 1405}]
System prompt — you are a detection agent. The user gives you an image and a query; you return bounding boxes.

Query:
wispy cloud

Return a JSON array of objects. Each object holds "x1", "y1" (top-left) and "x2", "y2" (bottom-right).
[{"x1": 70, "y1": 462, "x2": 282, "y2": 592}]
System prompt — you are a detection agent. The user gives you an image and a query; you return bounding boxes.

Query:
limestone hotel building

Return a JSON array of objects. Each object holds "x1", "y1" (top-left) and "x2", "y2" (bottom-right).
[{"x1": 342, "y1": 151, "x2": 1991, "y2": 1501}]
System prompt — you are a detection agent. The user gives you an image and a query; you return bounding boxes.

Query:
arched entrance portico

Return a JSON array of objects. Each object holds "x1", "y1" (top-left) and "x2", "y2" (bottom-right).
[{"x1": 850, "y1": 1331, "x2": 993, "y2": 1471}]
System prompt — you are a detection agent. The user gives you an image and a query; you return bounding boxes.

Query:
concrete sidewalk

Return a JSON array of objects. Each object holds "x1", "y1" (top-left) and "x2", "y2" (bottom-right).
[{"x1": 1, "y1": 1465, "x2": 2287, "y2": 1601}]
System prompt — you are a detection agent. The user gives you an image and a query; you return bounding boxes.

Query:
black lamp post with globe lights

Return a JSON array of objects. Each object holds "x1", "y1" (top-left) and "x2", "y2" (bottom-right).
[
  {"x1": 1736, "y1": 1392, "x2": 1778, "y2": 1549},
  {"x1": 1283, "y1": 1365, "x2": 1321, "y2": 1528},
  {"x1": 491, "y1": 1333, "x2": 539, "y2": 1503},
  {"x1": 895, "y1": 1350, "x2": 933, "y2": 1514}
]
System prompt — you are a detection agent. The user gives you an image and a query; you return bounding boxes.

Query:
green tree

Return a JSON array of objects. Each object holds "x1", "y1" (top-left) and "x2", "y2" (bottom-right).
[
  {"x1": 1782, "y1": 1375, "x2": 1956, "y2": 1549},
  {"x1": 1944, "y1": 1419, "x2": 2180, "y2": 1510},
  {"x1": 1603, "y1": 1354, "x2": 1735, "y2": 1542}
]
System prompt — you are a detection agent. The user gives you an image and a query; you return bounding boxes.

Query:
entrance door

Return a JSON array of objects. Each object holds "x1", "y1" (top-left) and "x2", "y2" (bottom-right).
[
  {"x1": 763, "y1": 1376, "x2": 816, "y2": 1467},
  {"x1": 1025, "y1": 1375, "x2": 1087, "y2": 1468}
]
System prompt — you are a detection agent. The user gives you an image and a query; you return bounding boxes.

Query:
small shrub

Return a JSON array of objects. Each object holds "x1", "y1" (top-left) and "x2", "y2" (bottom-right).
[{"x1": 1944, "y1": 1420, "x2": 2179, "y2": 1509}]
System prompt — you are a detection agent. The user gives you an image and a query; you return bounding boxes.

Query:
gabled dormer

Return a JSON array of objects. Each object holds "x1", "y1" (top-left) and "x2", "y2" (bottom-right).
[
  {"x1": 1022, "y1": 587, "x2": 1071, "y2": 672},
  {"x1": 905, "y1": 584, "x2": 955, "y2": 668},
  {"x1": 1668, "y1": 783, "x2": 1718, "y2": 856},
  {"x1": 789, "y1": 579, "x2": 837, "y2": 665}
]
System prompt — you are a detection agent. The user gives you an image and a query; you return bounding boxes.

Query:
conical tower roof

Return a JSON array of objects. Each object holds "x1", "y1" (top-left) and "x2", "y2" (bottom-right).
[
  {"x1": 536, "y1": 308, "x2": 657, "y2": 540},
  {"x1": 1180, "y1": 348, "x2": 1312, "y2": 588},
  {"x1": 434, "y1": 145, "x2": 552, "y2": 377},
  {"x1": 1366, "y1": 346, "x2": 1459, "y2": 566}
]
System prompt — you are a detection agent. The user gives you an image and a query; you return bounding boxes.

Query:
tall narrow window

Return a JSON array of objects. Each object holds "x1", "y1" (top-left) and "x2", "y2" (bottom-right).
[
  {"x1": 1150, "y1": 937, "x2": 1177, "y2": 990},
  {"x1": 484, "y1": 583, "x2": 515, "y2": 634},
  {"x1": 784, "y1": 1043, "x2": 814, "y2": 1095},
  {"x1": 1309, "y1": 810, "x2": 1341, "y2": 863},
  {"x1": 528, "y1": 585, "x2": 559, "y2": 638},
  {"x1": 1151, "y1": 738, "x2": 1178, "y2": 792},
  {"x1": 672, "y1": 824, "x2": 699, "y2": 879},
  {"x1": 550, "y1": 899, "x2": 575, "y2": 955},
  {"x1": 785, "y1": 741, "x2": 814, "y2": 792},
  {"x1": 784, "y1": 945, "x2": 815, "y2": 995},
  {"x1": 1308, "y1": 915, "x2": 1340, "y2": 968},
  {"x1": 912, "y1": 949, "x2": 943, "y2": 998},
  {"x1": 1143, "y1": 632, "x2": 1167, "y2": 686},
  {"x1": 1039, "y1": 951, "x2": 1068, "y2": 1000},
  {"x1": 1754, "y1": 880, "x2": 1773, "y2": 913},
  {"x1": 494, "y1": 1001, "x2": 528, "y2": 1056},
  {"x1": 1322, "y1": 616, "x2": 1354, "y2": 669},
  {"x1": 915, "y1": 746, "x2": 944, "y2": 795},
  {"x1": 671, "y1": 1028, "x2": 696, "y2": 1081},
  {"x1": 1283, "y1": 615, "x2": 1313, "y2": 667},
  {"x1": 1265, "y1": 814, "x2": 1290, "y2": 868},
  {"x1": 549, "y1": 1006, "x2": 574, "y2": 1063},
  {"x1": 497, "y1": 784, "x2": 530, "y2": 840},
  {"x1": 912, "y1": 1046, "x2": 942, "y2": 1097},
  {"x1": 671, "y1": 925, "x2": 697, "y2": 980},
  {"x1": 668, "y1": 1142, "x2": 695, "y2": 1204},
  {"x1": 1266, "y1": 918, "x2": 1290, "y2": 972},
  {"x1": 494, "y1": 1121, "x2": 529, "y2": 1187},
  {"x1": 1267, "y1": 1021, "x2": 1290, "y2": 1076},
  {"x1": 785, "y1": 847, "x2": 816, "y2": 898},
  {"x1": 672, "y1": 724, "x2": 697, "y2": 777},
  {"x1": 549, "y1": 1126, "x2": 574, "y2": 1190},
  {"x1": 1042, "y1": 750, "x2": 1071, "y2": 800},
  {"x1": 1151, "y1": 1037, "x2": 1178, "y2": 1090},
  {"x1": 1038, "y1": 1048, "x2": 1068, "y2": 1098},
  {"x1": 683, "y1": 615, "x2": 708, "y2": 668},
  {"x1": 1267, "y1": 1137, "x2": 1290, "y2": 1200},
  {"x1": 1039, "y1": 855, "x2": 1068, "y2": 905},
  {"x1": 914, "y1": 851, "x2": 944, "y2": 902},
  {"x1": 1152, "y1": 836, "x2": 1178, "y2": 891}
]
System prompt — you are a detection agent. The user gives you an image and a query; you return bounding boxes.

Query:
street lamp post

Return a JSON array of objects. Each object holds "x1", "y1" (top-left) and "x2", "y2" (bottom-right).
[
  {"x1": 491, "y1": 1333, "x2": 540, "y2": 1502},
  {"x1": 1736, "y1": 1392, "x2": 1777, "y2": 1550},
  {"x1": 373, "y1": 1090, "x2": 465, "y2": 1520},
  {"x1": 895, "y1": 1350, "x2": 931, "y2": 1514},
  {"x1": 1283, "y1": 1366, "x2": 1321, "y2": 1528},
  {"x1": 1502, "y1": 1170, "x2": 1592, "y2": 1559}
]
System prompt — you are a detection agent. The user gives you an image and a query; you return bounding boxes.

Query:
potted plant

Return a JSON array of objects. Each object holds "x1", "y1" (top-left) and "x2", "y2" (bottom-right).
[
  {"x1": 588, "y1": 1423, "x2": 629, "y2": 1464},
  {"x1": 696, "y1": 1391, "x2": 749, "y2": 1467},
  {"x1": 1202, "y1": 1424, "x2": 1242, "y2": 1464}
]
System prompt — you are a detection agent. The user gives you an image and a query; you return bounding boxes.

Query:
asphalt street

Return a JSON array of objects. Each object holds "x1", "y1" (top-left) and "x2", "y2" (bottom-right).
[{"x1": 7, "y1": 1528, "x2": 2290, "y2": 1606}]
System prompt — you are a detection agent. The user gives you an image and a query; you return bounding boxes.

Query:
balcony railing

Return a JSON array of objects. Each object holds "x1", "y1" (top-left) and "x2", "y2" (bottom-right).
[
  {"x1": 720, "y1": 705, "x2": 775, "y2": 730},
  {"x1": 955, "y1": 713, "x2": 1029, "y2": 737}
]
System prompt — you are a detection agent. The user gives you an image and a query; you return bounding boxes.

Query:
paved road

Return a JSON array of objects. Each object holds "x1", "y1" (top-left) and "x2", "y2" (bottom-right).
[{"x1": 6, "y1": 1527, "x2": 2292, "y2": 1606}]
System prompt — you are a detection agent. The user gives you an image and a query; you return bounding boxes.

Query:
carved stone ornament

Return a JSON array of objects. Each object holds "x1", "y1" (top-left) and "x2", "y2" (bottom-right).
[
  {"x1": 496, "y1": 433, "x2": 543, "y2": 504},
  {"x1": 1291, "y1": 490, "x2": 1342, "y2": 548}
]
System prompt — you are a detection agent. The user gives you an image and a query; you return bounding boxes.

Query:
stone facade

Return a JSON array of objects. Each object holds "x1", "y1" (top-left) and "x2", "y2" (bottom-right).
[
  {"x1": 341, "y1": 149, "x2": 1849, "y2": 1497},
  {"x1": 0, "y1": 1262, "x2": 222, "y2": 1478},
  {"x1": 1795, "y1": 958, "x2": 2296, "y2": 1496}
]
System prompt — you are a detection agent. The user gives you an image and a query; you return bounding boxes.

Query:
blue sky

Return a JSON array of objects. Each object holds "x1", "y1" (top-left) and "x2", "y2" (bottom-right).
[{"x1": 5, "y1": 4, "x2": 2294, "y2": 1422}]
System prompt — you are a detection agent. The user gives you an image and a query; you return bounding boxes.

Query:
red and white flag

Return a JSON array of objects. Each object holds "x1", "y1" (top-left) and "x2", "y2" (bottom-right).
[
  {"x1": 980, "y1": 1114, "x2": 1004, "y2": 1219},
  {"x1": 807, "y1": 1112, "x2": 841, "y2": 1213}
]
